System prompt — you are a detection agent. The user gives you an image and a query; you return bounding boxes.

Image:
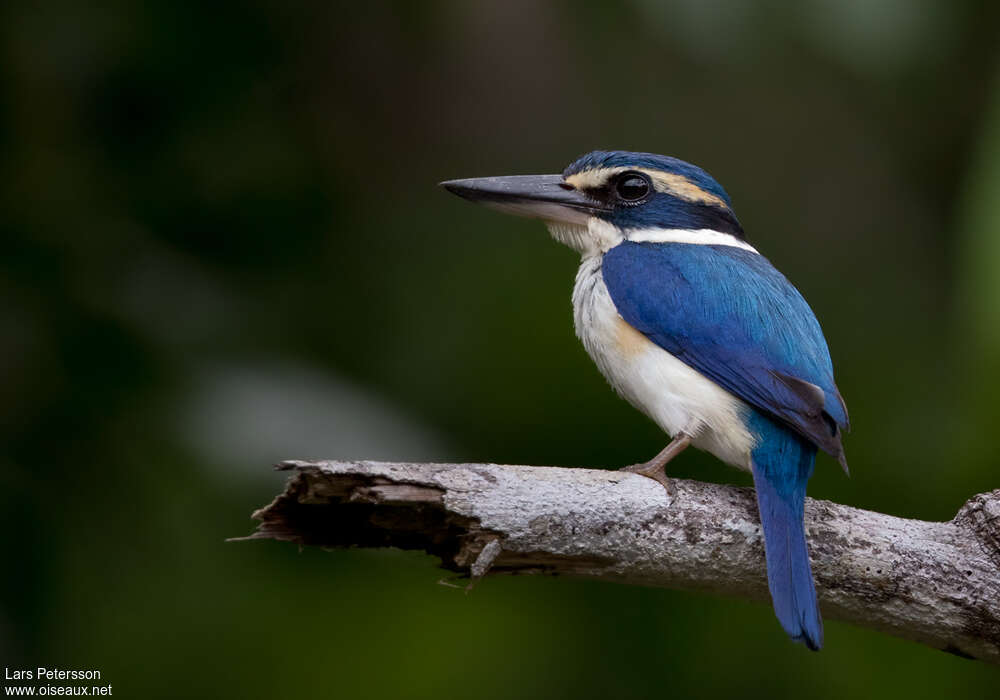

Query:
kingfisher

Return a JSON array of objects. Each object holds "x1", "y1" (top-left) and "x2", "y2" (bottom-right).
[{"x1": 441, "y1": 150, "x2": 849, "y2": 650}]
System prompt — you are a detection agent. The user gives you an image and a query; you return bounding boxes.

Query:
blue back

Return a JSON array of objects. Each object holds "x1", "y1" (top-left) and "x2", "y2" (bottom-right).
[{"x1": 602, "y1": 241, "x2": 848, "y2": 457}]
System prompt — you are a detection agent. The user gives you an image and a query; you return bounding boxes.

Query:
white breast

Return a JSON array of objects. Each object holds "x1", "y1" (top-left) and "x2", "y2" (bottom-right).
[{"x1": 572, "y1": 255, "x2": 755, "y2": 469}]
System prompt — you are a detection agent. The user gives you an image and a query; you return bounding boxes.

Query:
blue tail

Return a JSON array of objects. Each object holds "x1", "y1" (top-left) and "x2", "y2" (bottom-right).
[{"x1": 748, "y1": 412, "x2": 823, "y2": 650}]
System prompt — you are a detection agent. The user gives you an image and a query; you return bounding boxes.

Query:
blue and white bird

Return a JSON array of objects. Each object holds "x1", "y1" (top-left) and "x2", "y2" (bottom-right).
[{"x1": 441, "y1": 150, "x2": 848, "y2": 650}]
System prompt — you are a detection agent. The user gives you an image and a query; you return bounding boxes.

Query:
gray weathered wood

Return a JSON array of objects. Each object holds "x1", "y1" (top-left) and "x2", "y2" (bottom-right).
[{"x1": 239, "y1": 459, "x2": 1000, "y2": 663}]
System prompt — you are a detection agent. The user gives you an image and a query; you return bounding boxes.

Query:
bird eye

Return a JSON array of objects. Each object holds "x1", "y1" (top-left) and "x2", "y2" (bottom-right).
[{"x1": 614, "y1": 172, "x2": 651, "y2": 203}]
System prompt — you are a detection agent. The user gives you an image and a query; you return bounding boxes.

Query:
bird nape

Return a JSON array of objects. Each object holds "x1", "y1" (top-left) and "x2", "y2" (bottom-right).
[{"x1": 441, "y1": 150, "x2": 849, "y2": 650}]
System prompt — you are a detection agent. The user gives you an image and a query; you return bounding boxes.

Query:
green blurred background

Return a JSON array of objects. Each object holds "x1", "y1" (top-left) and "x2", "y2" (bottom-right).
[{"x1": 3, "y1": 0, "x2": 1000, "y2": 697}]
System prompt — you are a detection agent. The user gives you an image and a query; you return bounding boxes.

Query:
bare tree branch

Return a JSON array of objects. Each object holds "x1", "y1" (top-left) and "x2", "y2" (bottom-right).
[{"x1": 237, "y1": 459, "x2": 1000, "y2": 663}]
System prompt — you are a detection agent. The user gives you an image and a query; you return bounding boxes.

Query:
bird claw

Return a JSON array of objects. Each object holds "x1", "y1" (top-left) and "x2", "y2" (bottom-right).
[
  {"x1": 618, "y1": 431, "x2": 692, "y2": 496},
  {"x1": 620, "y1": 462, "x2": 672, "y2": 495}
]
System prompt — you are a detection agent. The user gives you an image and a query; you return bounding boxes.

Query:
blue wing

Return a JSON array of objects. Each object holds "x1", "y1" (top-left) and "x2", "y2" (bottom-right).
[{"x1": 602, "y1": 241, "x2": 848, "y2": 461}]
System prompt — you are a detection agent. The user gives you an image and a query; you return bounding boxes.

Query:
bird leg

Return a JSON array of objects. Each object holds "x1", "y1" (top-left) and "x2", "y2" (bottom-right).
[{"x1": 620, "y1": 432, "x2": 692, "y2": 493}]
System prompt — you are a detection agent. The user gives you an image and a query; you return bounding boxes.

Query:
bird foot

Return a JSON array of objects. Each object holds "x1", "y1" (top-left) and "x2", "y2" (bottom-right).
[
  {"x1": 620, "y1": 461, "x2": 672, "y2": 494},
  {"x1": 618, "y1": 431, "x2": 692, "y2": 495}
]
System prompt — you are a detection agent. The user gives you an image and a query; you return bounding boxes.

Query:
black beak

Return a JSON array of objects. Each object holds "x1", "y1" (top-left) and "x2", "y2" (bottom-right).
[{"x1": 440, "y1": 174, "x2": 607, "y2": 224}]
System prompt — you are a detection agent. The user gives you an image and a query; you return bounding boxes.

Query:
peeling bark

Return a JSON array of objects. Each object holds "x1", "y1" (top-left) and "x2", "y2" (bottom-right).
[{"x1": 237, "y1": 459, "x2": 1000, "y2": 663}]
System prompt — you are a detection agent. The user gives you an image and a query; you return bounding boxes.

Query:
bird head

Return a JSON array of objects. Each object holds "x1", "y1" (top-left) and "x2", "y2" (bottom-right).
[{"x1": 441, "y1": 150, "x2": 744, "y2": 256}]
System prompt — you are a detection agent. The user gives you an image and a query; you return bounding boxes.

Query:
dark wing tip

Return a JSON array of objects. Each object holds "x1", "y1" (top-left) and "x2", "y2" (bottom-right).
[
  {"x1": 836, "y1": 390, "x2": 851, "y2": 432},
  {"x1": 838, "y1": 451, "x2": 850, "y2": 476}
]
